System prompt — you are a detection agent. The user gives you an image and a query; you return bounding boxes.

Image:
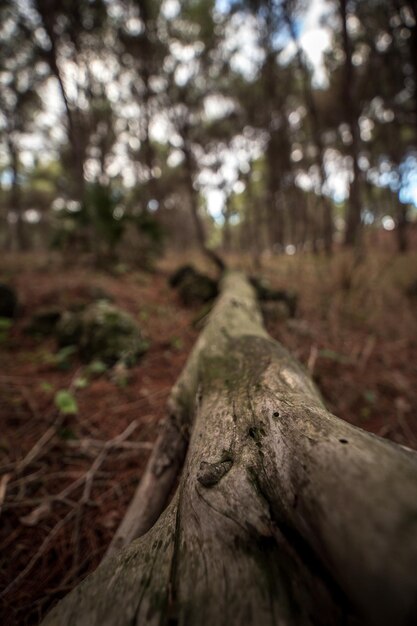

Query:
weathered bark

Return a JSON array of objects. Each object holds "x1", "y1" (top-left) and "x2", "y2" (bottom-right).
[{"x1": 42, "y1": 272, "x2": 417, "y2": 626}]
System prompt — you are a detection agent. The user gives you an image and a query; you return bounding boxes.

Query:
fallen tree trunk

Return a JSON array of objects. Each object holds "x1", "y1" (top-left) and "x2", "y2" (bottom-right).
[{"x1": 42, "y1": 272, "x2": 417, "y2": 626}]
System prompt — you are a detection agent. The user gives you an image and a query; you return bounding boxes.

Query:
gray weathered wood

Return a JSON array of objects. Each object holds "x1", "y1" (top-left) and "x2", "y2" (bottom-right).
[{"x1": 42, "y1": 272, "x2": 417, "y2": 626}]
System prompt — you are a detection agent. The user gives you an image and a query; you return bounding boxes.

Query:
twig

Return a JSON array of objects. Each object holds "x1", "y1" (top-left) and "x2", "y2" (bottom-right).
[
  {"x1": 0, "y1": 374, "x2": 38, "y2": 382},
  {"x1": 307, "y1": 344, "x2": 318, "y2": 375},
  {"x1": 65, "y1": 438, "x2": 153, "y2": 451},
  {"x1": 72, "y1": 420, "x2": 140, "y2": 569},
  {"x1": 18, "y1": 384, "x2": 41, "y2": 420},
  {"x1": 87, "y1": 387, "x2": 171, "y2": 422},
  {"x1": 9, "y1": 368, "x2": 84, "y2": 475},
  {"x1": 359, "y1": 335, "x2": 376, "y2": 370},
  {"x1": 7, "y1": 423, "x2": 144, "y2": 520},
  {"x1": 7, "y1": 469, "x2": 82, "y2": 490},
  {"x1": 14, "y1": 415, "x2": 64, "y2": 474},
  {"x1": 104, "y1": 414, "x2": 187, "y2": 561},
  {"x1": 0, "y1": 473, "x2": 10, "y2": 517},
  {"x1": 82, "y1": 420, "x2": 139, "y2": 503},
  {"x1": 398, "y1": 414, "x2": 417, "y2": 447},
  {"x1": 0, "y1": 509, "x2": 75, "y2": 599}
]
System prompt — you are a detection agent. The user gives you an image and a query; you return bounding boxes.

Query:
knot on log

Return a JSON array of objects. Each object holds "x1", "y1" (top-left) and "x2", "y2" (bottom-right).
[{"x1": 197, "y1": 459, "x2": 233, "y2": 488}]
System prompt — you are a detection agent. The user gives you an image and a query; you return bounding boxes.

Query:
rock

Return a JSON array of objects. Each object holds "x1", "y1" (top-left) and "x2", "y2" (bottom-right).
[
  {"x1": 170, "y1": 265, "x2": 218, "y2": 306},
  {"x1": 56, "y1": 311, "x2": 83, "y2": 347},
  {"x1": 177, "y1": 273, "x2": 218, "y2": 306},
  {"x1": 27, "y1": 309, "x2": 62, "y2": 336},
  {"x1": 261, "y1": 301, "x2": 292, "y2": 325},
  {"x1": 250, "y1": 277, "x2": 298, "y2": 318},
  {"x1": 169, "y1": 265, "x2": 197, "y2": 288},
  {"x1": 0, "y1": 284, "x2": 17, "y2": 318},
  {"x1": 57, "y1": 300, "x2": 148, "y2": 366}
]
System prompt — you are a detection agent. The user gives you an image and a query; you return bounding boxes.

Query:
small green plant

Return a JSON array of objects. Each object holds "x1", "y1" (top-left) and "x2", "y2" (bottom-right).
[
  {"x1": 74, "y1": 376, "x2": 89, "y2": 389},
  {"x1": 58, "y1": 426, "x2": 77, "y2": 440},
  {"x1": 39, "y1": 381, "x2": 54, "y2": 393},
  {"x1": 138, "y1": 309, "x2": 149, "y2": 322},
  {"x1": 170, "y1": 336, "x2": 184, "y2": 351},
  {"x1": 87, "y1": 359, "x2": 108, "y2": 375},
  {"x1": 54, "y1": 390, "x2": 78, "y2": 415},
  {"x1": 54, "y1": 345, "x2": 77, "y2": 370},
  {"x1": 0, "y1": 317, "x2": 12, "y2": 343},
  {"x1": 363, "y1": 389, "x2": 377, "y2": 405},
  {"x1": 114, "y1": 263, "x2": 129, "y2": 275}
]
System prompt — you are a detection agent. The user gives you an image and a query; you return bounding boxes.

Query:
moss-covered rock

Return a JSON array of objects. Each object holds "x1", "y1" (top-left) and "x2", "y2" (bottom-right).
[
  {"x1": 57, "y1": 300, "x2": 148, "y2": 366},
  {"x1": 250, "y1": 277, "x2": 298, "y2": 318},
  {"x1": 170, "y1": 265, "x2": 218, "y2": 306},
  {"x1": 27, "y1": 308, "x2": 62, "y2": 336},
  {"x1": 260, "y1": 301, "x2": 292, "y2": 325},
  {"x1": 169, "y1": 265, "x2": 196, "y2": 288},
  {"x1": 0, "y1": 284, "x2": 17, "y2": 318},
  {"x1": 178, "y1": 274, "x2": 218, "y2": 306},
  {"x1": 56, "y1": 311, "x2": 83, "y2": 347}
]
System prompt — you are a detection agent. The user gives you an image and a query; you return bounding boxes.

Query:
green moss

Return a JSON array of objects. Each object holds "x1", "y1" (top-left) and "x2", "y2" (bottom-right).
[
  {"x1": 199, "y1": 353, "x2": 240, "y2": 391},
  {"x1": 198, "y1": 335, "x2": 275, "y2": 395},
  {"x1": 57, "y1": 300, "x2": 148, "y2": 366}
]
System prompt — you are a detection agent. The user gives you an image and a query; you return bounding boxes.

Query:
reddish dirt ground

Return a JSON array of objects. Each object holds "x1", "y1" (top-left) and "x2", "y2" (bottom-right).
[
  {"x1": 0, "y1": 257, "x2": 198, "y2": 625},
  {"x1": 1, "y1": 251, "x2": 416, "y2": 625}
]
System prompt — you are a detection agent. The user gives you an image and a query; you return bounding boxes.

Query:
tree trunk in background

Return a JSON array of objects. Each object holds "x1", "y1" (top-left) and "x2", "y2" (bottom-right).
[
  {"x1": 262, "y1": 46, "x2": 287, "y2": 253},
  {"x1": 340, "y1": 0, "x2": 363, "y2": 247},
  {"x1": 7, "y1": 140, "x2": 26, "y2": 252},
  {"x1": 268, "y1": 188, "x2": 284, "y2": 252},
  {"x1": 182, "y1": 141, "x2": 225, "y2": 273},
  {"x1": 222, "y1": 196, "x2": 232, "y2": 252},
  {"x1": 266, "y1": 139, "x2": 285, "y2": 252},
  {"x1": 33, "y1": 1, "x2": 98, "y2": 256},
  {"x1": 34, "y1": 1, "x2": 86, "y2": 201},
  {"x1": 137, "y1": 1, "x2": 160, "y2": 210},
  {"x1": 396, "y1": 198, "x2": 409, "y2": 252},
  {"x1": 244, "y1": 169, "x2": 262, "y2": 268},
  {"x1": 307, "y1": 194, "x2": 320, "y2": 254},
  {"x1": 399, "y1": 0, "x2": 417, "y2": 138},
  {"x1": 42, "y1": 272, "x2": 417, "y2": 626},
  {"x1": 298, "y1": 193, "x2": 308, "y2": 250},
  {"x1": 283, "y1": 3, "x2": 333, "y2": 255}
]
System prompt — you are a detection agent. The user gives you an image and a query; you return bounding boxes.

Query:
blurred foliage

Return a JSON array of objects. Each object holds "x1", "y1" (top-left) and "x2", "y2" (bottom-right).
[
  {"x1": 54, "y1": 389, "x2": 78, "y2": 415},
  {"x1": 0, "y1": 0, "x2": 416, "y2": 257}
]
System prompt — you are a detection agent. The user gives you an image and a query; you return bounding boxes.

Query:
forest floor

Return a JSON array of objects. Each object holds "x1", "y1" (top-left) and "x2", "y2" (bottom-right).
[{"x1": 1, "y1": 249, "x2": 417, "y2": 625}]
